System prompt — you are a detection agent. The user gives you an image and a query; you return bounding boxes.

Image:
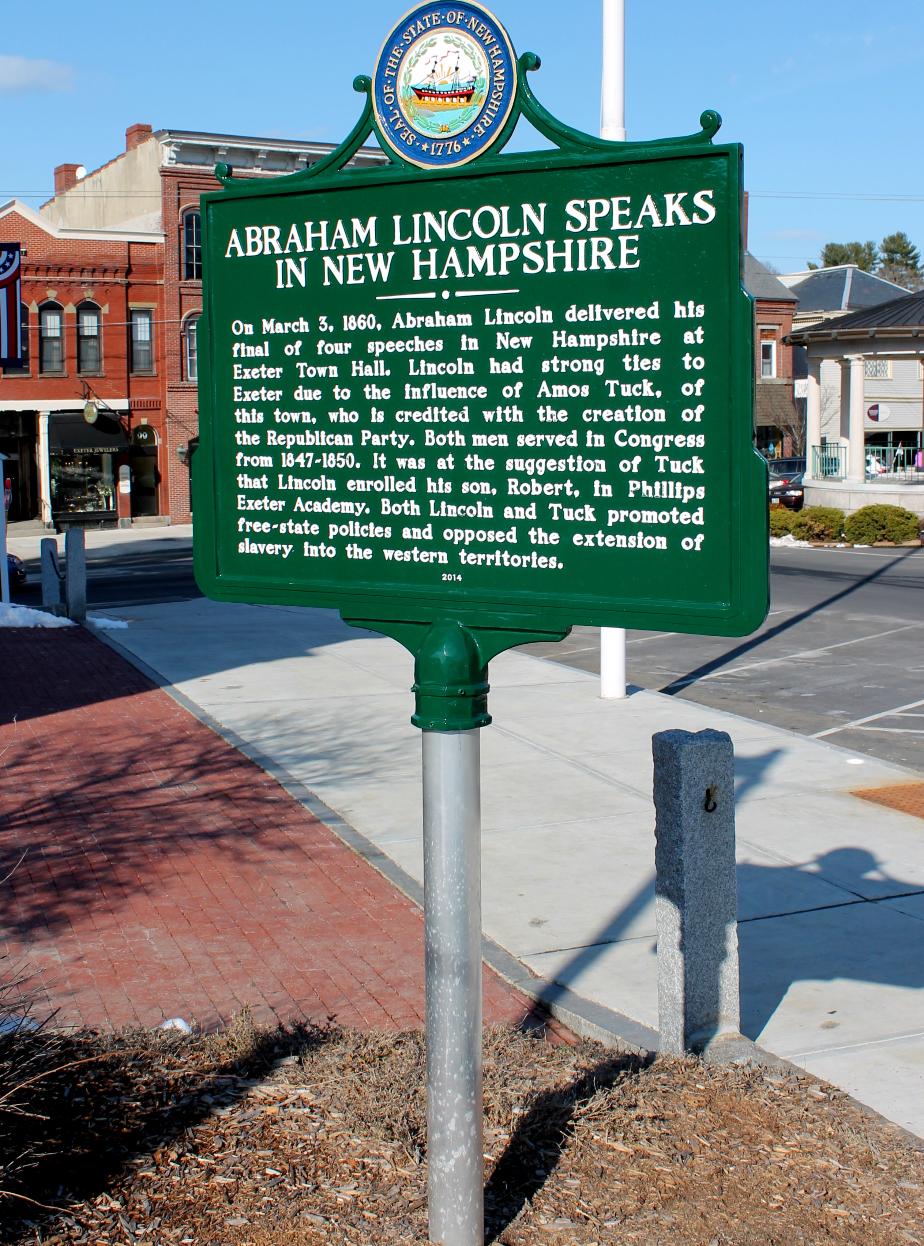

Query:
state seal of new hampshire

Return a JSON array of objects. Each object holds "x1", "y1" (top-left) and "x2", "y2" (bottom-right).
[{"x1": 373, "y1": 2, "x2": 517, "y2": 169}]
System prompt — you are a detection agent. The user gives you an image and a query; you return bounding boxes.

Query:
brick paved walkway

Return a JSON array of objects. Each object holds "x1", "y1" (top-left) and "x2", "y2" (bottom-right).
[
  {"x1": 0, "y1": 627, "x2": 541, "y2": 1034},
  {"x1": 854, "y1": 782, "x2": 924, "y2": 821}
]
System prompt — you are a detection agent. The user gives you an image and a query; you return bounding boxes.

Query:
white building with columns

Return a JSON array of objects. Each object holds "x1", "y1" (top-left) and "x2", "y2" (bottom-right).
[{"x1": 786, "y1": 291, "x2": 924, "y2": 515}]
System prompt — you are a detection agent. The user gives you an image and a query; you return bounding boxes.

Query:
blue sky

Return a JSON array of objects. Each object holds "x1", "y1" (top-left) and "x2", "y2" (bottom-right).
[{"x1": 6, "y1": 0, "x2": 924, "y2": 273}]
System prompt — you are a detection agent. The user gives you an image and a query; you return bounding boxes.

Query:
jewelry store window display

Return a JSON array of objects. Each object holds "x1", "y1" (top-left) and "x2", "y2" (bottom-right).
[{"x1": 48, "y1": 413, "x2": 124, "y2": 528}]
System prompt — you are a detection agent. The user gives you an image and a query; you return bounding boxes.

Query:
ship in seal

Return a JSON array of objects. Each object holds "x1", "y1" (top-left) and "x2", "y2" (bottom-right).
[{"x1": 411, "y1": 55, "x2": 477, "y2": 108}]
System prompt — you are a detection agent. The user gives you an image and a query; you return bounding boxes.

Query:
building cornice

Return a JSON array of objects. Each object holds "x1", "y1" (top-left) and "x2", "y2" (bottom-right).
[
  {"x1": 0, "y1": 199, "x2": 163, "y2": 245},
  {"x1": 154, "y1": 130, "x2": 386, "y2": 176}
]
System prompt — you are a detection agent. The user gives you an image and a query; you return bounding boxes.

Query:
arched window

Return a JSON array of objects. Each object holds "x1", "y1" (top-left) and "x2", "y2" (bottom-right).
[
  {"x1": 39, "y1": 302, "x2": 64, "y2": 374},
  {"x1": 182, "y1": 210, "x2": 201, "y2": 280},
  {"x1": 77, "y1": 302, "x2": 102, "y2": 373},
  {"x1": 182, "y1": 313, "x2": 200, "y2": 381}
]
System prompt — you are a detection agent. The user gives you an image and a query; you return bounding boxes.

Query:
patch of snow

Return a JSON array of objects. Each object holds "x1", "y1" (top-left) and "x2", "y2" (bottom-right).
[
  {"x1": 0, "y1": 604, "x2": 74, "y2": 628},
  {"x1": 159, "y1": 1017, "x2": 193, "y2": 1034},
  {"x1": 87, "y1": 615, "x2": 129, "y2": 630},
  {"x1": 769, "y1": 534, "x2": 812, "y2": 548}
]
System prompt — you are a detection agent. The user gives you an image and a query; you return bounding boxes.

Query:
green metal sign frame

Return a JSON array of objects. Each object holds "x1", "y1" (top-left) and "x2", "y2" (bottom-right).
[{"x1": 194, "y1": 53, "x2": 768, "y2": 727}]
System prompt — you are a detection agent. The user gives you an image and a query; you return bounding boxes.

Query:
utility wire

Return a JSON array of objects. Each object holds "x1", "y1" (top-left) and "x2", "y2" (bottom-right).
[{"x1": 3, "y1": 189, "x2": 924, "y2": 201}]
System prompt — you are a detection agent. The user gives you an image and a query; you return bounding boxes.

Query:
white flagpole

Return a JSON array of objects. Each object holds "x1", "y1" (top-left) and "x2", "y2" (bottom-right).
[
  {"x1": 600, "y1": 0, "x2": 626, "y2": 142},
  {"x1": 600, "y1": 0, "x2": 627, "y2": 696}
]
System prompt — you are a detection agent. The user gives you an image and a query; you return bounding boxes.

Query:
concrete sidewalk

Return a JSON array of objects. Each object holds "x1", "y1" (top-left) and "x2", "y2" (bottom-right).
[{"x1": 95, "y1": 594, "x2": 924, "y2": 1138}]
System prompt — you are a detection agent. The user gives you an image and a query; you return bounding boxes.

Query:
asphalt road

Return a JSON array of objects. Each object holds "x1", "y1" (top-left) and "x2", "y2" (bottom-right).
[
  {"x1": 525, "y1": 544, "x2": 924, "y2": 771},
  {"x1": 12, "y1": 540, "x2": 923, "y2": 770},
  {"x1": 15, "y1": 546, "x2": 200, "y2": 611}
]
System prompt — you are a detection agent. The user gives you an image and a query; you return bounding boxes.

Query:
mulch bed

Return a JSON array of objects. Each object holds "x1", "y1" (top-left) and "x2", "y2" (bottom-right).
[{"x1": 1, "y1": 1016, "x2": 922, "y2": 1245}]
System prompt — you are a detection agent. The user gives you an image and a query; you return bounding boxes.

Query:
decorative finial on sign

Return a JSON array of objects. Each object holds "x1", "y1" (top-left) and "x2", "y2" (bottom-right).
[{"x1": 699, "y1": 110, "x2": 722, "y2": 140}]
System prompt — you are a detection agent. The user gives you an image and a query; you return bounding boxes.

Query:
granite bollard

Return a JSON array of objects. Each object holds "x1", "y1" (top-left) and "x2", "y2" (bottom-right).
[
  {"x1": 65, "y1": 527, "x2": 87, "y2": 622},
  {"x1": 653, "y1": 728, "x2": 740, "y2": 1055},
  {"x1": 40, "y1": 538, "x2": 64, "y2": 615}
]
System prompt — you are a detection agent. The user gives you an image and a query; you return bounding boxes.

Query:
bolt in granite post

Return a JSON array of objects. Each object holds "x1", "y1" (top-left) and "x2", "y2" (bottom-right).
[{"x1": 413, "y1": 619, "x2": 490, "y2": 1246}]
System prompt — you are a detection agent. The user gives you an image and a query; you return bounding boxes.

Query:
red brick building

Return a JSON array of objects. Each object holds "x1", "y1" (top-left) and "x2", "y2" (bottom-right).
[
  {"x1": 743, "y1": 253, "x2": 800, "y2": 458},
  {"x1": 0, "y1": 123, "x2": 383, "y2": 527},
  {"x1": 0, "y1": 197, "x2": 161, "y2": 526}
]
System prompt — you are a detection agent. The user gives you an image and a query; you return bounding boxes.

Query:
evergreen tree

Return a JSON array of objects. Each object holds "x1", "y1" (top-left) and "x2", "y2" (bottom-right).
[
  {"x1": 877, "y1": 231, "x2": 923, "y2": 290},
  {"x1": 806, "y1": 233, "x2": 923, "y2": 289},
  {"x1": 807, "y1": 240, "x2": 879, "y2": 271}
]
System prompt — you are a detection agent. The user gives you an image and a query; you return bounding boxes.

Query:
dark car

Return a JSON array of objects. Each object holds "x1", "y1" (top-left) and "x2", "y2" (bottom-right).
[
  {"x1": 765, "y1": 455, "x2": 806, "y2": 485},
  {"x1": 6, "y1": 553, "x2": 26, "y2": 588},
  {"x1": 769, "y1": 472, "x2": 804, "y2": 511}
]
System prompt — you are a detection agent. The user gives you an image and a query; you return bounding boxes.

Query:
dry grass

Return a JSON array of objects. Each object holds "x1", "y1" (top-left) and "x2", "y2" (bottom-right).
[{"x1": 1, "y1": 1018, "x2": 922, "y2": 1245}]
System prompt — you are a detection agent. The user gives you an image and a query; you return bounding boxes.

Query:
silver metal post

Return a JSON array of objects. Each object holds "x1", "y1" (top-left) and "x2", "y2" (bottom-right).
[{"x1": 422, "y1": 728, "x2": 483, "y2": 1246}]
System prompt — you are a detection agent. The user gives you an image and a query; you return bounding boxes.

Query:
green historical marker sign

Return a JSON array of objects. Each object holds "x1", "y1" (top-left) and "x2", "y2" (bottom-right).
[
  {"x1": 193, "y1": 10, "x2": 770, "y2": 1239},
  {"x1": 194, "y1": 7, "x2": 768, "y2": 666}
]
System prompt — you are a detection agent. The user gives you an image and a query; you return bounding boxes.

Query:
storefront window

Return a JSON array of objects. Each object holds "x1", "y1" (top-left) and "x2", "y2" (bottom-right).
[{"x1": 50, "y1": 452, "x2": 116, "y2": 516}]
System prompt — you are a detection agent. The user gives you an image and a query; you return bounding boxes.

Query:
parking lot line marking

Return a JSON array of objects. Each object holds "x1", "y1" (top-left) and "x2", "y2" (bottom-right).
[
  {"x1": 672, "y1": 623, "x2": 923, "y2": 688},
  {"x1": 814, "y1": 697, "x2": 924, "y2": 738},
  {"x1": 627, "y1": 632, "x2": 678, "y2": 645}
]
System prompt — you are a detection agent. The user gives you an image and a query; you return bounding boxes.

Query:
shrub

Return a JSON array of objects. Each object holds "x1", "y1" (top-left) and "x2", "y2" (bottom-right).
[
  {"x1": 791, "y1": 506, "x2": 845, "y2": 542},
  {"x1": 844, "y1": 504, "x2": 921, "y2": 546},
  {"x1": 769, "y1": 507, "x2": 797, "y2": 537}
]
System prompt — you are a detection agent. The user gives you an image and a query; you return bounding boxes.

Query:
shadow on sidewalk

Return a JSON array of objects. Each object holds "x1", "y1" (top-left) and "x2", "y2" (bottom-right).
[
  {"x1": 0, "y1": 608, "x2": 370, "y2": 728},
  {"x1": 737, "y1": 847, "x2": 924, "y2": 1039},
  {"x1": 0, "y1": 628, "x2": 413, "y2": 950},
  {"x1": 530, "y1": 835, "x2": 924, "y2": 1051}
]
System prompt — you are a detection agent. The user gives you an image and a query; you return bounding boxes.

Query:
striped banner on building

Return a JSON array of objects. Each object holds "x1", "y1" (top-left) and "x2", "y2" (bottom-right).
[{"x1": 0, "y1": 244, "x2": 23, "y2": 366}]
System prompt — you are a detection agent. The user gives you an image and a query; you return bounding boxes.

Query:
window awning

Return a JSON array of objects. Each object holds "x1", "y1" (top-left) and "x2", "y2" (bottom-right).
[{"x1": 50, "y1": 413, "x2": 129, "y2": 453}]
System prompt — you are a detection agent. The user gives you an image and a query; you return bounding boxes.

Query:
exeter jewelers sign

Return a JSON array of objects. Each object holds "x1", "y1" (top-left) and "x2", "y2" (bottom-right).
[{"x1": 194, "y1": 2, "x2": 768, "y2": 638}]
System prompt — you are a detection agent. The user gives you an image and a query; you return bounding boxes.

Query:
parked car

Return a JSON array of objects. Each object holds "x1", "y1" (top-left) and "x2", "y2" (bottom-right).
[
  {"x1": 765, "y1": 455, "x2": 806, "y2": 485},
  {"x1": 769, "y1": 473, "x2": 804, "y2": 511},
  {"x1": 6, "y1": 553, "x2": 26, "y2": 589}
]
